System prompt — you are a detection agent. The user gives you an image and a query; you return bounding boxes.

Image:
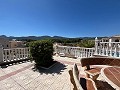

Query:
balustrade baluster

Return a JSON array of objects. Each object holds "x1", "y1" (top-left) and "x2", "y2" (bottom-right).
[
  {"x1": 106, "y1": 43, "x2": 108, "y2": 56},
  {"x1": 23, "y1": 48, "x2": 25, "y2": 59},
  {"x1": 102, "y1": 43, "x2": 105, "y2": 55},
  {"x1": 19, "y1": 49, "x2": 22, "y2": 59},
  {"x1": 109, "y1": 44, "x2": 112, "y2": 57},
  {"x1": 114, "y1": 43, "x2": 116, "y2": 57},
  {"x1": 8, "y1": 49, "x2": 11, "y2": 61},
  {"x1": 5, "y1": 50, "x2": 8, "y2": 62},
  {"x1": 85, "y1": 49, "x2": 87, "y2": 57},
  {"x1": 118, "y1": 44, "x2": 120, "y2": 57},
  {"x1": 26, "y1": 48, "x2": 28, "y2": 58},
  {"x1": 22, "y1": 48, "x2": 24, "y2": 59},
  {"x1": 87, "y1": 49, "x2": 91, "y2": 57},
  {"x1": 25, "y1": 48, "x2": 27, "y2": 58}
]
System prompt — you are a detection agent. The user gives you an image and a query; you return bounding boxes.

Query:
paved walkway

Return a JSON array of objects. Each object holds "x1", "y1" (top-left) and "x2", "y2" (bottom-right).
[
  {"x1": 0, "y1": 56, "x2": 115, "y2": 90},
  {"x1": 0, "y1": 56, "x2": 84, "y2": 90}
]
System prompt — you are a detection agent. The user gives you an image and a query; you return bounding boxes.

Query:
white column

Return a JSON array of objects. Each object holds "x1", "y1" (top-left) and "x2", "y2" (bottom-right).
[
  {"x1": 94, "y1": 37, "x2": 98, "y2": 55},
  {"x1": 109, "y1": 39, "x2": 112, "y2": 56},
  {"x1": 109, "y1": 38, "x2": 112, "y2": 47}
]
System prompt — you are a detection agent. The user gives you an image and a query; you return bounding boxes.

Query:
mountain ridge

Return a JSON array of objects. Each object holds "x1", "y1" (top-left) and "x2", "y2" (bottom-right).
[{"x1": 0, "y1": 35, "x2": 104, "y2": 40}]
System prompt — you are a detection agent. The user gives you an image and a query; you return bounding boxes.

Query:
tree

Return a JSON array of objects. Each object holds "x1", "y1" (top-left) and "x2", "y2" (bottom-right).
[{"x1": 77, "y1": 40, "x2": 94, "y2": 48}]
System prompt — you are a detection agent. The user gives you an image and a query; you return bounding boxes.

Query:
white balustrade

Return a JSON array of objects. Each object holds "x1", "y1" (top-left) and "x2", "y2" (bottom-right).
[
  {"x1": 54, "y1": 37, "x2": 120, "y2": 58},
  {"x1": 54, "y1": 45, "x2": 95, "y2": 58},
  {"x1": 0, "y1": 37, "x2": 120, "y2": 64},
  {"x1": 95, "y1": 39, "x2": 120, "y2": 57},
  {"x1": 3, "y1": 47, "x2": 30, "y2": 62}
]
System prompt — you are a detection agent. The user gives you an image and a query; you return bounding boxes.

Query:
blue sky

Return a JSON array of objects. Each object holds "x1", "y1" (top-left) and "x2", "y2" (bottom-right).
[{"x1": 0, "y1": 0, "x2": 120, "y2": 37}]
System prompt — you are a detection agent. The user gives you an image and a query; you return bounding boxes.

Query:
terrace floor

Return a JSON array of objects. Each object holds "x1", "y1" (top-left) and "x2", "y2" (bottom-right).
[
  {"x1": 0, "y1": 56, "x2": 82, "y2": 90},
  {"x1": 0, "y1": 56, "x2": 116, "y2": 90}
]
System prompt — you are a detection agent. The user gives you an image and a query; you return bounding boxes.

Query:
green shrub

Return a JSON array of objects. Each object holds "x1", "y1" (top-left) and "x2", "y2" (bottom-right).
[{"x1": 30, "y1": 40, "x2": 53, "y2": 66}]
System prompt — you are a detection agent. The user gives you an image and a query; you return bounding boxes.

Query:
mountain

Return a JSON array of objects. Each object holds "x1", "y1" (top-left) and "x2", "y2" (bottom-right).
[
  {"x1": 0, "y1": 35, "x2": 104, "y2": 41},
  {"x1": 53, "y1": 36, "x2": 67, "y2": 39},
  {"x1": 8, "y1": 36, "x2": 52, "y2": 40},
  {"x1": 0, "y1": 35, "x2": 7, "y2": 38},
  {"x1": 0, "y1": 35, "x2": 68, "y2": 40}
]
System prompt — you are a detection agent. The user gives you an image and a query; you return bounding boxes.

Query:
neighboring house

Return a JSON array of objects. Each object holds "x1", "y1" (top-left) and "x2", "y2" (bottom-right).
[
  {"x1": 0, "y1": 38, "x2": 10, "y2": 49},
  {"x1": 110, "y1": 35, "x2": 120, "y2": 42},
  {"x1": 0, "y1": 38, "x2": 25, "y2": 49},
  {"x1": 9, "y1": 39, "x2": 25, "y2": 48},
  {"x1": 101, "y1": 35, "x2": 120, "y2": 42}
]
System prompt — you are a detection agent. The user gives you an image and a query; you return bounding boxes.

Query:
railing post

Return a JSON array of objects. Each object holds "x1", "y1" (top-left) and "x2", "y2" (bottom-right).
[
  {"x1": 0, "y1": 45, "x2": 4, "y2": 63},
  {"x1": 94, "y1": 37, "x2": 98, "y2": 55},
  {"x1": 106, "y1": 43, "x2": 109, "y2": 56},
  {"x1": 109, "y1": 39, "x2": 112, "y2": 56},
  {"x1": 118, "y1": 44, "x2": 120, "y2": 57},
  {"x1": 114, "y1": 43, "x2": 117, "y2": 57}
]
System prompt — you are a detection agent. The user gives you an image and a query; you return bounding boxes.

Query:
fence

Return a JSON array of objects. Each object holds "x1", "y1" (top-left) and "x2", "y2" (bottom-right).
[
  {"x1": 54, "y1": 45, "x2": 95, "y2": 58},
  {"x1": 54, "y1": 37, "x2": 120, "y2": 58},
  {"x1": 0, "y1": 46, "x2": 30, "y2": 64},
  {"x1": 95, "y1": 37, "x2": 120, "y2": 57}
]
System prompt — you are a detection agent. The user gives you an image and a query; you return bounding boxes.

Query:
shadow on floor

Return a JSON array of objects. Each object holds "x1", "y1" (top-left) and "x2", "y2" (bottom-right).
[
  {"x1": 79, "y1": 78, "x2": 115, "y2": 90},
  {"x1": 31, "y1": 61, "x2": 67, "y2": 75},
  {"x1": 95, "y1": 80, "x2": 115, "y2": 90},
  {"x1": 1, "y1": 60, "x2": 33, "y2": 68},
  {"x1": 80, "y1": 78, "x2": 87, "y2": 90}
]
